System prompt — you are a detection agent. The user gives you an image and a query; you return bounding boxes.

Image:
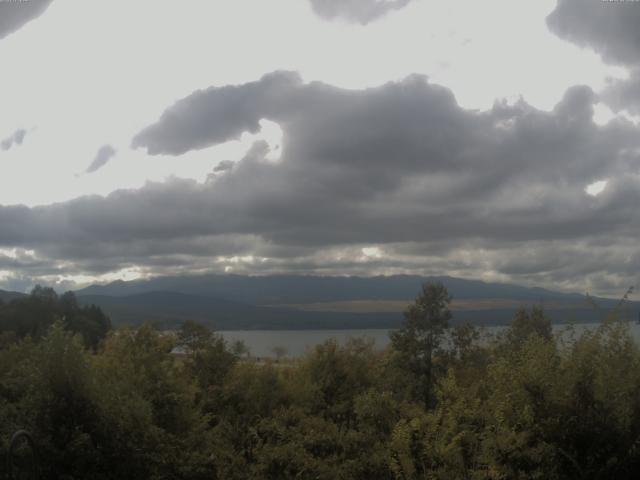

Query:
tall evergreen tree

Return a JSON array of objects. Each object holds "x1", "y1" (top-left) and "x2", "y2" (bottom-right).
[{"x1": 390, "y1": 281, "x2": 452, "y2": 408}]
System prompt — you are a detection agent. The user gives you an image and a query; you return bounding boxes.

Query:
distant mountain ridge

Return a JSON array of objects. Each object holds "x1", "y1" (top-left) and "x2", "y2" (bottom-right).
[
  {"x1": 77, "y1": 274, "x2": 592, "y2": 305},
  {"x1": 0, "y1": 289, "x2": 27, "y2": 303},
  {"x1": 77, "y1": 290, "x2": 400, "y2": 330},
  {"x1": 73, "y1": 274, "x2": 639, "y2": 329}
]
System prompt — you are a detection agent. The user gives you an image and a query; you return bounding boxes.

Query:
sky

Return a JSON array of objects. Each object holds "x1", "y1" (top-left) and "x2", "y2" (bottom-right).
[{"x1": 0, "y1": 0, "x2": 639, "y2": 296}]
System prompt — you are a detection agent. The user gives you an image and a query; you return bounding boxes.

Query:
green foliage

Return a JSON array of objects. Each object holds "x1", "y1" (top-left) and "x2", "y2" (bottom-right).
[
  {"x1": 390, "y1": 281, "x2": 452, "y2": 408},
  {"x1": 176, "y1": 320, "x2": 239, "y2": 414},
  {"x1": 0, "y1": 287, "x2": 111, "y2": 349},
  {"x1": 2, "y1": 285, "x2": 640, "y2": 479},
  {"x1": 301, "y1": 337, "x2": 377, "y2": 426},
  {"x1": 504, "y1": 305, "x2": 553, "y2": 349}
]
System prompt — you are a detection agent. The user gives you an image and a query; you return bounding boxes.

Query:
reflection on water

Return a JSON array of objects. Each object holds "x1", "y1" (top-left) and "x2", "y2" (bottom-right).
[{"x1": 220, "y1": 322, "x2": 640, "y2": 358}]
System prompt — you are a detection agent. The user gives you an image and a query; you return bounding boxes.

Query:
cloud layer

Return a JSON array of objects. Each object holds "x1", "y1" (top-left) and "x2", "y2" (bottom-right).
[
  {"x1": 308, "y1": 0, "x2": 414, "y2": 24},
  {"x1": 547, "y1": 0, "x2": 640, "y2": 112},
  {"x1": 1, "y1": 129, "x2": 27, "y2": 151},
  {"x1": 86, "y1": 145, "x2": 116, "y2": 174},
  {"x1": 2, "y1": 72, "x2": 640, "y2": 294},
  {"x1": 0, "y1": 0, "x2": 54, "y2": 40}
]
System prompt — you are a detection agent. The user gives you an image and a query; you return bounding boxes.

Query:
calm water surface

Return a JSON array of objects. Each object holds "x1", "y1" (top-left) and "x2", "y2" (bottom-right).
[{"x1": 221, "y1": 322, "x2": 640, "y2": 358}]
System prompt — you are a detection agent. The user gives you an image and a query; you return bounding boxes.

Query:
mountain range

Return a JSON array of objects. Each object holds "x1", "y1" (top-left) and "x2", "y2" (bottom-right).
[{"x1": 2, "y1": 275, "x2": 638, "y2": 330}]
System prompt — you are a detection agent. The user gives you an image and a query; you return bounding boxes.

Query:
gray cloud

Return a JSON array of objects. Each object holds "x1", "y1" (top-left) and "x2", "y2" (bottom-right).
[
  {"x1": 308, "y1": 0, "x2": 415, "y2": 24},
  {"x1": 547, "y1": 0, "x2": 640, "y2": 66},
  {"x1": 602, "y1": 68, "x2": 640, "y2": 115},
  {"x1": 132, "y1": 71, "x2": 301, "y2": 155},
  {"x1": 212, "y1": 160, "x2": 235, "y2": 173},
  {"x1": 1, "y1": 129, "x2": 27, "y2": 151},
  {"x1": 547, "y1": 0, "x2": 640, "y2": 112},
  {"x1": 2, "y1": 73, "x2": 640, "y2": 295},
  {"x1": 86, "y1": 144, "x2": 116, "y2": 173},
  {"x1": 0, "y1": 0, "x2": 54, "y2": 40}
]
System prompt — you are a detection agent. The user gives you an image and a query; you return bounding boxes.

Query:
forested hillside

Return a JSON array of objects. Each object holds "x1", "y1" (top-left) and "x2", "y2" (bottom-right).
[
  {"x1": 0, "y1": 286, "x2": 110, "y2": 349},
  {"x1": 1, "y1": 282, "x2": 640, "y2": 479}
]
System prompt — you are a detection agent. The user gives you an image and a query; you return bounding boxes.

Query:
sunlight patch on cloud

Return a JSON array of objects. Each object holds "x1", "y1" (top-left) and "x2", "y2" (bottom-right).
[
  {"x1": 0, "y1": 248, "x2": 18, "y2": 260},
  {"x1": 494, "y1": 118, "x2": 516, "y2": 130},
  {"x1": 258, "y1": 119, "x2": 284, "y2": 163},
  {"x1": 585, "y1": 179, "x2": 608, "y2": 197},
  {"x1": 56, "y1": 273, "x2": 104, "y2": 286},
  {"x1": 592, "y1": 102, "x2": 640, "y2": 126},
  {"x1": 362, "y1": 246, "x2": 383, "y2": 259},
  {"x1": 90, "y1": 267, "x2": 146, "y2": 285},
  {"x1": 622, "y1": 111, "x2": 640, "y2": 126},
  {"x1": 0, "y1": 248, "x2": 36, "y2": 260},
  {"x1": 592, "y1": 103, "x2": 617, "y2": 126},
  {"x1": 218, "y1": 254, "x2": 267, "y2": 274}
]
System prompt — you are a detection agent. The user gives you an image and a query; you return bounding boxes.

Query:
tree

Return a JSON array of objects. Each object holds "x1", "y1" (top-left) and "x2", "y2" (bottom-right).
[
  {"x1": 302, "y1": 338, "x2": 377, "y2": 427},
  {"x1": 177, "y1": 320, "x2": 215, "y2": 353},
  {"x1": 30, "y1": 285, "x2": 58, "y2": 302},
  {"x1": 231, "y1": 339, "x2": 250, "y2": 358},
  {"x1": 505, "y1": 305, "x2": 552, "y2": 349},
  {"x1": 449, "y1": 322, "x2": 481, "y2": 361},
  {"x1": 271, "y1": 345, "x2": 288, "y2": 361},
  {"x1": 390, "y1": 281, "x2": 452, "y2": 408},
  {"x1": 60, "y1": 292, "x2": 111, "y2": 349},
  {"x1": 176, "y1": 320, "x2": 238, "y2": 407},
  {"x1": 0, "y1": 288, "x2": 110, "y2": 348}
]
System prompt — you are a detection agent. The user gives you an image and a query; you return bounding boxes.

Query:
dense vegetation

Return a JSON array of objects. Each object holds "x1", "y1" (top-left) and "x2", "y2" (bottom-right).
[
  {"x1": 1, "y1": 283, "x2": 639, "y2": 479},
  {"x1": 0, "y1": 286, "x2": 111, "y2": 349}
]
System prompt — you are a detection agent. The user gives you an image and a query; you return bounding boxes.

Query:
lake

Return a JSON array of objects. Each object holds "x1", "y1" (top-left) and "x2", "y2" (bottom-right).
[{"x1": 220, "y1": 322, "x2": 640, "y2": 358}]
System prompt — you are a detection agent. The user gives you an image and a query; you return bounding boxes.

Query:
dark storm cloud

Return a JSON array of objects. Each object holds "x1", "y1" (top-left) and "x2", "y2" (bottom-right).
[
  {"x1": 212, "y1": 160, "x2": 235, "y2": 173},
  {"x1": 1, "y1": 129, "x2": 27, "y2": 151},
  {"x1": 602, "y1": 69, "x2": 640, "y2": 114},
  {"x1": 547, "y1": 0, "x2": 640, "y2": 66},
  {"x1": 308, "y1": 0, "x2": 414, "y2": 24},
  {"x1": 86, "y1": 144, "x2": 116, "y2": 173},
  {"x1": 3, "y1": 73, "x2": 640, "y2": 293},
  {"x1": 0, "y1": 0, "x2": 54, "y2": 40},
  {"x1": 547, "y1": 0, "x2": 640, "y2": 111},
  {"x1": 132, "y1": 72, "x2": 302, "y2": 155}
]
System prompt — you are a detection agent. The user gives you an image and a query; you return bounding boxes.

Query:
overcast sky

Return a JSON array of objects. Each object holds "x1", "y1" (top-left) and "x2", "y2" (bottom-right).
[{"x1": 0, "y1": 0, "x2": 639, "y2": 296}]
